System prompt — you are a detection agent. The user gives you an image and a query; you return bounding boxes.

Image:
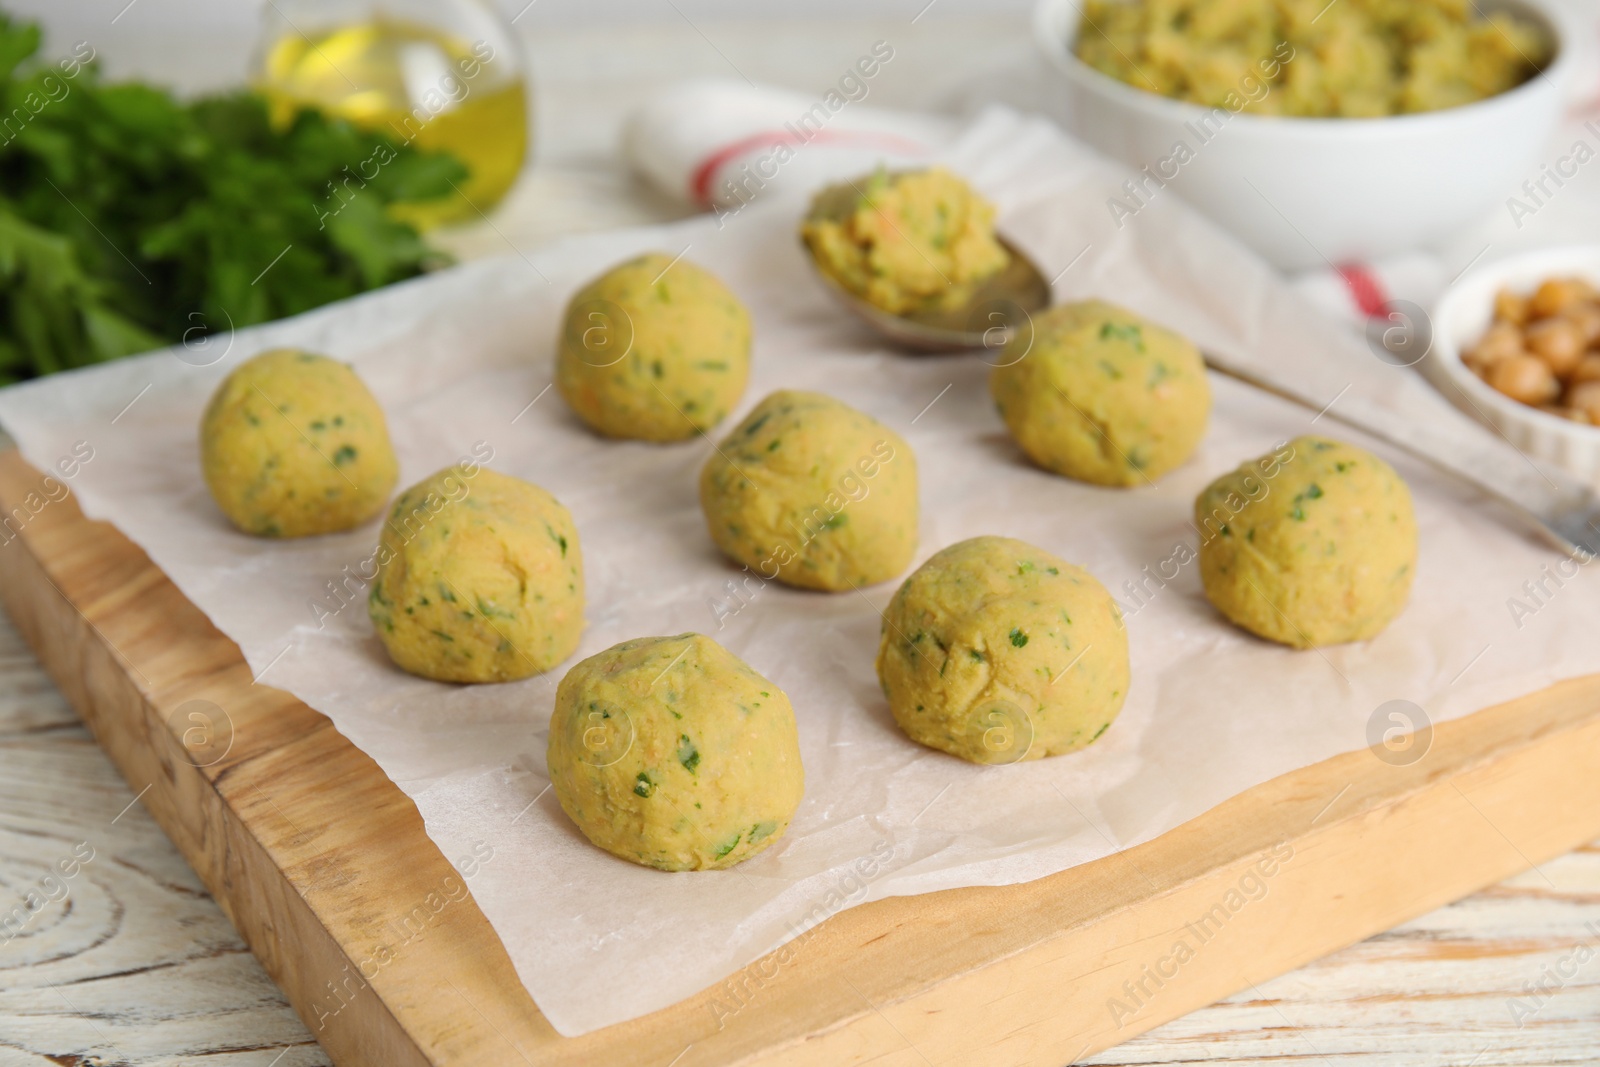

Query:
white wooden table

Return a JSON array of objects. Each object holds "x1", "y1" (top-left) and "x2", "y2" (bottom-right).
[{"x1": 3, "y1": 11, "x2": 1599, "y2": 1065}]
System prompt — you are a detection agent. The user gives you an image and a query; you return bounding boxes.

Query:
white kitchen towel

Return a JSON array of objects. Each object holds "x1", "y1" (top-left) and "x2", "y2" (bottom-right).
[{"x1": 622, "y1": 77, "x2": 954, "y2": 212}]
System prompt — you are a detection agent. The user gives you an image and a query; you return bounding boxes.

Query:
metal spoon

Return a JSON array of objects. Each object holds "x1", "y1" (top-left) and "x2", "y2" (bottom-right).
[
  {"x1": 801, "y1": 176, "x2": 1051, "y2": 353},
  {"x1": 800, "y1": 177, "x2": 1600, "y2": 557}
]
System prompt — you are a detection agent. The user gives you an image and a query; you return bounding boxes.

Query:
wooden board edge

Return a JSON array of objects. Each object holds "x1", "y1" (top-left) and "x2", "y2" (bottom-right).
[
  {"x1": 5, "y1": 448, "x2": 1600, "y2": 1067},
  {"x1": 746, "y1": 691, "x2": 1600, "y2": 1065},
  {"x1": 0, "y1": 461, "x2": 434, "y2": 1066}
]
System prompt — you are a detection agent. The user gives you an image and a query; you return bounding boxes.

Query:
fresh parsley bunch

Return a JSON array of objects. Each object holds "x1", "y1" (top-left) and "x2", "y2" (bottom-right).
[{"x1": 0, "y1": 12, "x2": 466, "y2": 383}]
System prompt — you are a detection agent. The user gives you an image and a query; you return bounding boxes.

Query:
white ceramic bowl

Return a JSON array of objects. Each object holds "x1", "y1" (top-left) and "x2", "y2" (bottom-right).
[
  {"x1": 1426, "y1": 245, "x2": 1600, "y2": 487},
  {"x1": 1033, "y1": 0, "x2": 1575, "y2": 270}
]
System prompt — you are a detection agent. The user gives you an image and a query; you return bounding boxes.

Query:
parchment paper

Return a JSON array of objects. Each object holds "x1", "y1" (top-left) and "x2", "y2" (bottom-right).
[{"x1": 3, "y1": 110, "x2": 1597, "y2": 1036}]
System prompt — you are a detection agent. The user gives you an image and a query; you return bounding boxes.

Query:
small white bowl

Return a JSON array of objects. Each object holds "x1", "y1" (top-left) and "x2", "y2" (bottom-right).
[
  {"x1": 1426, "y1": 245, "x2": 1600, "y2": 486},
  {"x1": 1033, "y1": 0, "x2": 1575, "y2": 270}
]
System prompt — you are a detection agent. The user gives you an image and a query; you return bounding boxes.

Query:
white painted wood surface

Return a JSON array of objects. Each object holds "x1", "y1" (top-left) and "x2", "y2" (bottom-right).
[
  {"x1": 0, "y1": 605, "x2": 327, "y2": 1067},
  {"x1": 2, "y1": 12, "x2": 1599, "y2": 1064}
]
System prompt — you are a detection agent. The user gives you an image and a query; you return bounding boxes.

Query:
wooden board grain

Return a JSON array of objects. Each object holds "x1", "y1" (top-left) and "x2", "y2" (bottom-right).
[{"x1": 3, "y1": 445, "x2": 1599, "y2": 1067}]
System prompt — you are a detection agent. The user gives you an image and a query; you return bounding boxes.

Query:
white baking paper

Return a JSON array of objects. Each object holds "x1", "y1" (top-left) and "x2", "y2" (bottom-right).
[{"x1": 3, "y1": 109, "x2": 1597, "y2": 1037}]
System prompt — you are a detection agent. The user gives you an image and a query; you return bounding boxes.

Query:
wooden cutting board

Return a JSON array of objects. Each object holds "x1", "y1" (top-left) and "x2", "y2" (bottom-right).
[{"x1": 3, "y1": 445, "x2": 1598, "y2": 1067}]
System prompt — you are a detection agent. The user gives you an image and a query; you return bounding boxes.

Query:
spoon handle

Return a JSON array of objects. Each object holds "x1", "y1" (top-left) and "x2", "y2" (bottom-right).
[{"x1": 1202, "y1": 353, "x2": 1600, "y2": 558}]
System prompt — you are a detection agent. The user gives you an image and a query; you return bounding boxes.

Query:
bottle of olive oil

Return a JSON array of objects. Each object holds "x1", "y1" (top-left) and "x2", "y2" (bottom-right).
[{"x1": 255, "y1": 1, "x2": 529, "y2": 230}]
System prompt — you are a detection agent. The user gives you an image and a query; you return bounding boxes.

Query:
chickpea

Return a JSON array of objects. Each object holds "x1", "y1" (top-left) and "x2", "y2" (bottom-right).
[
  {"x1": 1525, "y1": 317, "x2": 1585, "y2": 377},
  {"x1": 1567, "y1": 380, "x2": 1600, "y2": 425},
  {"x1": 1494, "y1": 288, "x2": 1529, "y2": 326},
  {"x1": 1465, "y1": 321, "x2": 1525, "y2": 369},
  {"x1": 1563, "y1": 302, "x2": 1600, "y2": 345},
  {"x1": 1570, "y1": 354, "x2": 1600, "y2": 387},
  {"x1": 1531, "y1": 277, "x2": 1592, "y2": 318},
  {"x1": 1487, "y1": 354, "x2": 1560, "y2": 406}
]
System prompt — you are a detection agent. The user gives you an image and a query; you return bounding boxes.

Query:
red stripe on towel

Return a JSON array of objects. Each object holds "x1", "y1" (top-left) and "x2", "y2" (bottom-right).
[
  {"x1": 1337, "y1": 263, "x2": 1390, "y2": 318},
  {"x1": 689, "y1": 129, "x2": 928, "y2": 208}
]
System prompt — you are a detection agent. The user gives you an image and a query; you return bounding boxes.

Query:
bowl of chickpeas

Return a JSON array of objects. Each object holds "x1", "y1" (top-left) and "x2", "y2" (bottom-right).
[{"x1": 1428, "y1": 247, "x2": 1600, "y2": 484}]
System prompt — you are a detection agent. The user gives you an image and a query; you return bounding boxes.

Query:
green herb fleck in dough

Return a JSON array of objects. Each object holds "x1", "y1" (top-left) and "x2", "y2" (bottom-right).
[
  {"x1": 677, "y1": 734, "x2": 701, "y2": 773},
  {"x1": 714, "y1": 833, "x2": 742, "y2": 859},
  {"x1": 634, "y1": 771, "x2": 656, "y2": 798},
  {"x1": 476, "y1": 596, "x2": 514, "y2": 620},
  {"x1": 1010, "y1": 628, "x2": 1029, "y2": 647},
  {"x1": 332, "y1": 444, "x2": 358, "y2": 465},
  {"x1": 969, "y1": 649, "x2": 984, "y2": 662},
  {"x1": 1099, "y1": 321, "x2": 1145, "y2": 351}
]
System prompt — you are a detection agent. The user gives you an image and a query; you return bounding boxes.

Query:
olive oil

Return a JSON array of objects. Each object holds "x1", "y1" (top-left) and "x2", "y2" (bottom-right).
[{"x1": 259, "y1": 18, "x2": 528, "y2": 229}]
